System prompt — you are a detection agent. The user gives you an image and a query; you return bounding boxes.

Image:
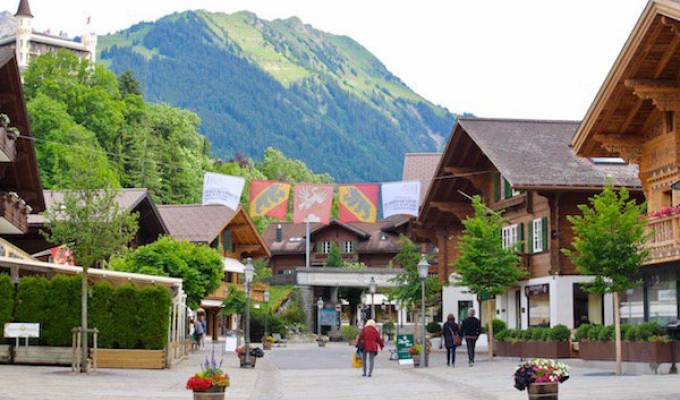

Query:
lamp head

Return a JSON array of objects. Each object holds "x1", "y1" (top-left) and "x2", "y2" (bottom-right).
[
  {"x1": 244, "y1": 257, "x2": 254, "y2": 283},
  {"x1": 417, "y1": 254, "x2": 429, "y2": 280},
  {"x1": 369, "y1": 276, "x2": 377, "y2": 294}
]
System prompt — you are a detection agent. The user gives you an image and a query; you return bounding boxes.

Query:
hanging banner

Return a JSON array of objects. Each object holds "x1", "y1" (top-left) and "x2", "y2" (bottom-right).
[
  {"x1": 293, "y1": 184, "x2": 333, "y2": 224},
  {"x1": 202, "y1": 172, "x2": 245, "y2": 211},
  {"x1": 248, "y1": 180, "x2": 291, "y2": 220},
  {"x1": 338, "y1": 184, "x2": 378, "y2": 223},
  {"x1": 381, "y1": 181, "x2": 421, "y2": 218},
  {"x1": 50, "y1": 245, "x2": 75, "y2": 266}
]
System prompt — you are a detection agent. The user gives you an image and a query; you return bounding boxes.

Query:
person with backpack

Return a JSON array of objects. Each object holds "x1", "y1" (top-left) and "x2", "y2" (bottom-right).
[
  {"x1": 461, "y1": 309, "x2": 482, "y2": 366},
  {"x1": 442, "y1": 314, "x2": 461, "y2": 367},
  {"x1": 357, "y1": 319, "x2": 384, "y2": 377}
]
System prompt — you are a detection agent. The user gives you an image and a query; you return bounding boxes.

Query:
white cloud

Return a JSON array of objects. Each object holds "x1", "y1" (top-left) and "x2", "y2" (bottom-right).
[{"x1": 21, "y1": 0, "x2": 648, "y2": 119}]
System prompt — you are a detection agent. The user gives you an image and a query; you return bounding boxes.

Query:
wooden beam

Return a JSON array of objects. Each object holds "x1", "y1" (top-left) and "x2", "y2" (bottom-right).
[
  {"x1": 625, "y1": 79, "x2": 680, "y2": 111},
  {"x1": 430, "y1": 201, "x2": 473, "y2": 220},
  {"x1": 654, "y1": 34, "x2": 680, "y2": 78},
  {"x1": 594, "y1": 133, "x2": 644, "y2": 163},
  {"x1": 443, "y1": 166, "x2": 485, "y2": 175},
  {"x1": 235, "y1": 244, "x2": 265, "y2": 253},
  {"x1": 619, "y1": 98, "x2": 644, "y2": 133}
]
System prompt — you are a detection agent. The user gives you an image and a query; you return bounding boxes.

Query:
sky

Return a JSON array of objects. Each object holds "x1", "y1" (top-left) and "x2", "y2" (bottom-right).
[{"x1": 17, "y1": 0, "x2": 649, "y2": 120}]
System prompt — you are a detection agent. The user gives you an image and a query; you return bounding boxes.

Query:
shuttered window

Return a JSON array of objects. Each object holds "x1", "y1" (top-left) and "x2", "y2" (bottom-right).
[
  {"x1": 343, "y1": 241, "x2": 355, "y2": 253},
  {"x1": 502, "y1": 224, "x2": 520, "y2": 250},
  {"x1": 530, "y1": 217, "x2": 549, "y2": 253},
  {"x1": 317, "y1": 241, "x2": 332, "y2": 254}
]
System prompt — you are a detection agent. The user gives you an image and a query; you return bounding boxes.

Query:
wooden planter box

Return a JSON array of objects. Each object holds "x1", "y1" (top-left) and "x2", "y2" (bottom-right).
[
  {"x1": 494, "y1": 341, "x2": 523, "y2": 357},
  {"x1": 94, "y1": 349, "x2": 165, "y2": 369},
  {"x1": 13, "y1": 346, "x2": 72, "y2": 365},
  {"x1": 579, "y1": 341, "x2": 674, "y2": 363},
  {"x1": 523, "y1": 341, "x2": 571, "y2": 359}
]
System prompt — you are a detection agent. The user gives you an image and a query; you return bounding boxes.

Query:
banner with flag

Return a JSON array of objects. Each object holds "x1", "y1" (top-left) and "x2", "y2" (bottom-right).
[
  {"x1": 338, "y1": 184, "x2": 378, "y2": 223},
  {"x1": 202, "y1": 172, "x2": 245, "y2": 211},
  {"x1": 293, "y1": 184, "x2": 334, "y2": 224},
  {"x1": 248, "y1": 180, "x2": 291, "y2": 220},
  {"x1": 381, "y1": 181, "x2": 421, "y2": 218}
]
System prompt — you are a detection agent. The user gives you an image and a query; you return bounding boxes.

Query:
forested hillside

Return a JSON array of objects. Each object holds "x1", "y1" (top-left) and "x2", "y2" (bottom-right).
[{"x1": 98, "y1": 11, "x2": 457, "y2": 181}]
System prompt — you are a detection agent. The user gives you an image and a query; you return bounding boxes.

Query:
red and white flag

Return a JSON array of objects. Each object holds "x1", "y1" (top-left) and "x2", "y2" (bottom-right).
[{"x1": 293, "y1": 184, "x2": 334, "y2": 224}]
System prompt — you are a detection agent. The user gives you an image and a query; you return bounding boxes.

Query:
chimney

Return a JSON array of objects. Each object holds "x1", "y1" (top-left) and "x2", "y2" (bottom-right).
[{"x1": 276, "y1": 224, "x2": 283, "y2": 242}]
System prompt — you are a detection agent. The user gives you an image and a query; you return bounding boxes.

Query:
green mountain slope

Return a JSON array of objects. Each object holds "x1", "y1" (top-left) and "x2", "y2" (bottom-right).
[{"x1": 98, "y1": 11, "x2": 457, "y2": 181}]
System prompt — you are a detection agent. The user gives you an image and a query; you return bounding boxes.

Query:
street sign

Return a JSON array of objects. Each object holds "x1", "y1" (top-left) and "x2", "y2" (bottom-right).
[
  {"x1": 4, "y1": 323, "x2": 40, "y2": 338},
  {"x1": 396, "y1": 334, "x2": 414, "y2": 366},
  {"x1": 319, "y1": 308, "x2": 337, "y2": 326}
]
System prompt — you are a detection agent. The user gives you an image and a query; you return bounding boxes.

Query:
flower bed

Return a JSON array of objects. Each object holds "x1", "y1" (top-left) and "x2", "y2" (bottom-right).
[
  {"x1": 575, "y1": 322, "x2": 675, "y2": 363},
  {"x1": 495, "y1": 325, "x2": 571, "y2": 359}
]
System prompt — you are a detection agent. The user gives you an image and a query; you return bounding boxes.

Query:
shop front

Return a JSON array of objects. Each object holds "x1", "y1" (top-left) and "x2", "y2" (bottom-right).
[{"x1": 620, "y1": 265, "x2": 679, "y2": 325}]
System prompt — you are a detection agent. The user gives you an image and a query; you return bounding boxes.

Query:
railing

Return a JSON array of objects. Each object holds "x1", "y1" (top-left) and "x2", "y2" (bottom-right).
[
  {"x1": 0, "y1": 192, "x2": 30, "y2": 234},
  {"x1": 646, "y1": 214, "x2": 680, "y2": 263}
]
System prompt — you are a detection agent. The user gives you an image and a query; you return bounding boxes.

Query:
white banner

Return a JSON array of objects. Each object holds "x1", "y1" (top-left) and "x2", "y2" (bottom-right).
[
  {"x1": 4, "y1": 323, "x2": 40, "y2": 338},
  {"x1": 381, "y1": 181, "x2": 421, "y2": 218},
  {"x1": 202, "y1": 172, "x2": 245, "y2": 211}
]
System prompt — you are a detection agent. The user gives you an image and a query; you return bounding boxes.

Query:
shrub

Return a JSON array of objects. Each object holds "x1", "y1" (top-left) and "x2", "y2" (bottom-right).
[
  {"x1": 550, "y1": 325, "x2": 571, "y2": 342},
  {"x1": 587, "y1": 324, "x2": 605, "y2": 342},
  {"x1": 138, "y1": 285, "x2": 171, "y2": 350},
  {"x1": 0, "y1": 274, "x2": 13, "y2": 339},
  {"x1": 250, "y1": 307, "x2": 286, "y2": 342},
  {"x1": 597, "y1": 325, "x2": 615, "y2": 341},
  {"x1": 111, "y1": 284, "x2": 141, "y2": 349},
  {"x1": 341, "y1": 325, "x2": 359, "y2": 342},
  {"x1": 426, "y1": 321, "x2": 441, "y2": 334},
  {"x1": 495, "y1": 329, "x2": 510, "y2": 342},
  {"x1": 90, "y1": 281, "x2": 115, "y2": 348},
  {"x1": 492, "y1": 319, "x2": 507, "y2": 334},
  {"x1": 574, "y1": 324, "x2": 592, "y2": 342},
  {"x1": 14, "y1": 276, "x2": 48, "y2": 345},
  {"x1": 43, "y1": 275, "x2": 81, "y2": 346},
  {"x1": 280, "y1": 303, "x2": 306, "y2": 326},
  {"x1": 636, "y1": 322, "x2": 664, "y2": 341}
]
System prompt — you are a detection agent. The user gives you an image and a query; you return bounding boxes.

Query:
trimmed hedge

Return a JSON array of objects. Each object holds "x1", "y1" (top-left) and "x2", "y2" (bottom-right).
[
  {"x1": 574, "y1": 322, "x2": 666, "y2": 343},
  {"x1": 496, "y1": 324, "x2": 571, "y2": 342},
  {"x1": 10, "y1": 275, "x2": 171, "y2": 349},
  {"x1": 0, "y1": 274, "x2": 13, "y2": 343}
]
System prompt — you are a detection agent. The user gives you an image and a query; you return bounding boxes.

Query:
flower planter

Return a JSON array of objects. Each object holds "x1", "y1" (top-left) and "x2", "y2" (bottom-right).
[
  {"x1": 579, "y1": 341, "x2": 674, "y2": 363},
  {"x1": 193, "y1": 387, "x2": 226, "y2": 400},
  {"x1": 238, "y1": 353, "x2": 257, "y2": 368},
  {"x1": 263, "y1": 342, "x2": 272, "y2": 350},
  {"x1": 317, "y1": 341, "x2": 327, "y2": 347},
  {"x1": 527, "y1": 383, "x2": 558, "y2": 400},
  {"x1": 523, "y1": 341, "x2": 571, "y2": 359}
]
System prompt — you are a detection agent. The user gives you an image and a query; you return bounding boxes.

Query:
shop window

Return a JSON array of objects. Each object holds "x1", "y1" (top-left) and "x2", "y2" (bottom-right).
[
  {"x1": 526, "y1": 284, "x2": 550, "y2": 327},
  {"x1": 647, "y1": 271, "x2": 678, "y2": 325},
  {"x1": 458, "y1": 300, "x2": 473, "y2": 323},
  {"x1": 620, "y1": 286, "x2": 645, "y2": 325},
  {"x1": 573, "y1": 284, "x2": 603, "y2": 327}
]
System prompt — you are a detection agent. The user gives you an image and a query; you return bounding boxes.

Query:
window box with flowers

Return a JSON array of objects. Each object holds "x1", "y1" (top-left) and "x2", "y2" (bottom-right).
[{"x1": 186, "y1": 352, "x2": 230, "y2": 400}]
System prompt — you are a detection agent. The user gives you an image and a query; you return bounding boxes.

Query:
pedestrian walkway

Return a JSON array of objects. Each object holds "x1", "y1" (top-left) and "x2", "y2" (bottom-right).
[{"x1": 1, "y1": 342, "x2": 680, "y2": 399}]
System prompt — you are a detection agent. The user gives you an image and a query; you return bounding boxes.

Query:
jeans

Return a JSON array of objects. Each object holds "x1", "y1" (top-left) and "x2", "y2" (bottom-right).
[
  {"x1": 362, "y1": 351, "x2": 376, "y2": 376},
  {"x1": 446, "y1": 345, "x2": 457, "y2": 366},
  {"x1": 466, "y1": 337, "x2": 477, "y2": 363}
]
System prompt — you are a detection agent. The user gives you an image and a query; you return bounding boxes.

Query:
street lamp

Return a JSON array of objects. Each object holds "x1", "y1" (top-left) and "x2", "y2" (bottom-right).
[
  {"x1": 369, "y1": 277, "x2": 377, "y2": 320},
  {"x1": 317, "y1": 297, "x2": 324, "y2": 336},
  {"x1": 417, "y1": 254, "x2": 430, "y2": 368},
  {"x1": 263, "y1": 289, "x2": 270, "y2": 343},
  {"x1": 243, "y1": 258, "x2": 254, "y2": 368}
]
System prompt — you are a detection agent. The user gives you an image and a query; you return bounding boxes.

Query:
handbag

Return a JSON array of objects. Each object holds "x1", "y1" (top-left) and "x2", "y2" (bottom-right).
[{"x1": 448, "y1": 325, "x2": 463, "y2": 346}]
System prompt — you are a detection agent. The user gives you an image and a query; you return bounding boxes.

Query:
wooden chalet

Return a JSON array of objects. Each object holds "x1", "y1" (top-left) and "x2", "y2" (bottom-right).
[
  {"x1": 572, "y1": 0, "x2": 680, "y2": 325},
  {"x1": 158, "y1": 204, "x2": 270, "y2": 339},
  {"x1": 0, "y1": 48, "x2": 44, "y2": 237},
  {"x1": 7, "y1": 188, "x2": 168, "y2": 258},
  {"x1": 420, "y1": 117, "x2": 641, "y2": 329},
  {"x1": 263, "y1": 218, "x2": 404, "y2": 276}
]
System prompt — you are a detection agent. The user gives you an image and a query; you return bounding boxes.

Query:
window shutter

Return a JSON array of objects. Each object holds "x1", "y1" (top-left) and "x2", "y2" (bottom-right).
[
  {"x1": 518, "y1": 223, "x2": 524, "y2": 253},
  {"x1": 542, "y1": 217, "x2": 549, "y2": 251},
  {"x1": 352, "y1": 241, "x2": 358, "y2": 253},
  {"x1": 527, "y1": 222, "x2": 533, "y2": 254},
  {"x1": 493, "y1": 173, "x2": 500, "y2": 201},
  {"x1": 316, "y1": 241, "x2": 322, "y2": 253},
  {"x1": 503, "y1": 178, "x2": 513, "y2": 199}
]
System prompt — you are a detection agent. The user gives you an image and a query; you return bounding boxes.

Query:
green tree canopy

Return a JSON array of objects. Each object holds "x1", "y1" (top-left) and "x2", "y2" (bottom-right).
[
  {"x1": 454, "y1": 196, "x2": 525, "y2": 299},
  {"x1": 110, "y1": 236, "x2": 223, "y2": 309},
  {"x1": 220, "y1": 285, "x2": 246, "y2": 317},
  {"x1": 389, "y1": 236, "x2": 441, "y2": 308},
  {"x1": 325, "y1": 242, "x2": 344, "y2": 267},
  {"x1": 563, "y1": 184, "x2": 649, "y2": 294}
]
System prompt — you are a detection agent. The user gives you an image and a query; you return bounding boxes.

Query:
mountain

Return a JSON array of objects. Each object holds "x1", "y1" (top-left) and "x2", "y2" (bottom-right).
[{"x1": 98, "y1": 11, "x2": 457, "y2": 181}]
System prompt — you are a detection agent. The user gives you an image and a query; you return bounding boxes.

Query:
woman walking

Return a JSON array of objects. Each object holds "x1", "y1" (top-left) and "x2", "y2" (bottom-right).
[
  {"x1": 442, "y1": 314, "x2": 461, "y2": 367},
  {"x1": 357, "y1": 319, "x2": 384, "y2": 377}
]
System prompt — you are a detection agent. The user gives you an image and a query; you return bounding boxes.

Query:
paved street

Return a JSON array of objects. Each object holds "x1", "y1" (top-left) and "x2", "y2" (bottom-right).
[{"x1": 2, "y1": 343, "x2": 680, "y2": 399}]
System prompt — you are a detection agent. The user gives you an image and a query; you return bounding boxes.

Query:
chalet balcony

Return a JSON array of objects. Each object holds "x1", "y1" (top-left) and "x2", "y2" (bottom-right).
[
  {"x1": 0, "y1": 192, "x2": 31, "y2": 234},
  {"x1": 646, "y1": 214, "x2": 680, "y2": 264},
  {"x1": 0, "y1": 127, "x2": 17, "y2": 163}
]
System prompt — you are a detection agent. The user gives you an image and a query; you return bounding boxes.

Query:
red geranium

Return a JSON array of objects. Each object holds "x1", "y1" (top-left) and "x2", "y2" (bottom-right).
[{"x1": 186, "y1": 377, "x2": 213, "y2": 392}]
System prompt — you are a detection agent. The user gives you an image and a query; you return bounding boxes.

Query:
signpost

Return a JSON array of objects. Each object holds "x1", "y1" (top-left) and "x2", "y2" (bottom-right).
[
  {"x1": 4, "y1": 323, "x2": 39, "y2": 348},
  {"x1": 396, "y1": 334, "x2": 414, "y2": 366}
]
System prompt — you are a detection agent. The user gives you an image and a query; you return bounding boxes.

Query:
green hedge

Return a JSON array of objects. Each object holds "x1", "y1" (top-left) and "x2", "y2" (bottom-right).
[
  {"x1": 0, "y1": 274, "x2": 13, "y2": 343},
  {"x1": 574, "y1": 322, "x2": 666, "y2": 342},
  {"x1": 496, "y1": 324, "x2": 570, "y2": 342},
  {"x1": 10, "y1": 275, "x2": 171, "y2": 349}
]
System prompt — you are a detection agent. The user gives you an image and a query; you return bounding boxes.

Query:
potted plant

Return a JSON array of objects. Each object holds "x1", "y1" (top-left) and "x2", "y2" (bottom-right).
[
  {"x1": 186, "y1": 352, "x2": 230, "y2": 400},
  {"x1": 236, "y1": 346, "x2": 264, "y2": 367},
  {"x1": 407, "y1": 343, "x2": 431, "y2": 367},
  {"x1": 316, "y1": 335, "x2": 329, "y2": 347},
  {"x1": 263, "y1": 336, "x2": 274, "y2": 350},
  {"x1": 513, "y1": 359, "x2": 569, "y2": 400}
]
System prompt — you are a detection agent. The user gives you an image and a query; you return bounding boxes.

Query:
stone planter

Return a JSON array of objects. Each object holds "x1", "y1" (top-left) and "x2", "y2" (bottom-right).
[
  {"x1": 527, "y1": 383, "x2": 558, "y2": 400},
  {"x1": 193, "y1": 387, "x2": 226, "y2": 400}
]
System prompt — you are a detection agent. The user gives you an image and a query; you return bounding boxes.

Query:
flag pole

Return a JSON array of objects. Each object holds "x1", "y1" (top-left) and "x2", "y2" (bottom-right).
[{"x1": 305, "y1": 220, "x2": 310, "y2": 269}]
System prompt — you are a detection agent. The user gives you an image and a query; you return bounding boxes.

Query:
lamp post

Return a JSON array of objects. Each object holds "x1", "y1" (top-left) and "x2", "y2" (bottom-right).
[
  {"x1": 243, "y1": 258, "x2": 254, "y2": 368},
  {"x1": 263, "y1": 289, "x2": 270, "y2": 342},
  {"x1": 317, "y1": 297, "x2": 324, "y2": 336},
  {"x1": 369, "y1": 277, "x2": 377, "y2": 320},
  {"x1": 417, "y1": 255, "x2": 430, "y2": 368}
]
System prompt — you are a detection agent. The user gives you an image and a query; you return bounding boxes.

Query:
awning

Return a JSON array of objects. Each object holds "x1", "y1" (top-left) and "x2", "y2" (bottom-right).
[
  {"x1": 200, "y1": 299, "x2": 223, "y2": 308},
  {"x1": 223, "y1": 257, "x2": 245, "y2": 273}
]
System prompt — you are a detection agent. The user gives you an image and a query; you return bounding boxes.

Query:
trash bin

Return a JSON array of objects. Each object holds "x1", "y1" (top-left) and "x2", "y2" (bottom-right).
[{"x1": 665, "y1": 320, "x2": 680, "y2": 374}]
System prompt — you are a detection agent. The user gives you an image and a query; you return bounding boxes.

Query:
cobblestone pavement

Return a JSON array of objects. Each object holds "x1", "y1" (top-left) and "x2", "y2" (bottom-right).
[{"x1": 1, "y1": 343, "x2": 680, "y2": 399}]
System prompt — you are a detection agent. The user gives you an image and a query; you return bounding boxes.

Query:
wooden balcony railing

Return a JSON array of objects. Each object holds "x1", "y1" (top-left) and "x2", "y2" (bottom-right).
[
  {"x1": 646, "y1": 214, "x2": 680, "y2": 263},
  {"x1": 0, "y1": 192, "x2": 30, "y2": 234}
]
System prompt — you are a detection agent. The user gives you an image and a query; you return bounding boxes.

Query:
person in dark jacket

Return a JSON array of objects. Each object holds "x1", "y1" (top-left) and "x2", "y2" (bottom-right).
[
  {"x1": 461, "y1": 308, "x2": 481, "y2": 366},
  {"x1": 357, "y1": 319, "x2": 384, "y2": 377},
  {"x1": 442, "y1": 314, "x2": 460, "y2": 367}
]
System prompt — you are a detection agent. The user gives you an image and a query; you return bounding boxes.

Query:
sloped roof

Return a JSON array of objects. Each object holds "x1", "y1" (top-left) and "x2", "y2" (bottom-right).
[
  {"x1": 15, "y1": 0, "x2": 32, "y2": 18},
  {"x1": 29, "y1": 188, "x2": 155, "y2": 225},
  {"x1": 263, "y1": 219, "x2": 402, "y2": 255},
  {"x1": 456, "y1": 117, "x2": 641, "y2": 189},
  {"x1": 402, "y1": 153, "x2": 442, "y2": 202},
  {"x1": 157, "y1": 204, "x2": 237, "y2": 243}
]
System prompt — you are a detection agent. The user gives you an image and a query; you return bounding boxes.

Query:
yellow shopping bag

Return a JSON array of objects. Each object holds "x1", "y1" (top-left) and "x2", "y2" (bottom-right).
[{"x1": 352, "y1": 352, "x2": 363, "y2": 368}]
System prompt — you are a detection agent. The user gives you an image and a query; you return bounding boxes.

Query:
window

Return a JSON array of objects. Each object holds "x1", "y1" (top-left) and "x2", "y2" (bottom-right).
[
  {"x1": 318, "y1": 241, "x2": 332, "y2": 254},
  {"x1": 532, "y1": 219, "x2": 543, "y2": 253},
  {"x1": 647, "y1": 271, "x2": 678, "y2": 325},
  {"x1": 343, "y1": 241, "x2": 355, "y2": 253},
  {"x1": 620, "y1": 286, "x2": 645, "y2": 325},
  {"x1": 495, "y1": 174, "x2": 521, "y2": 201},
  {"x1": 526, "y1": 284, "x2": 550, "y2": 327},
  {"x1": 502, "y1": 224, "x2": 520, "y2": 249}
]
